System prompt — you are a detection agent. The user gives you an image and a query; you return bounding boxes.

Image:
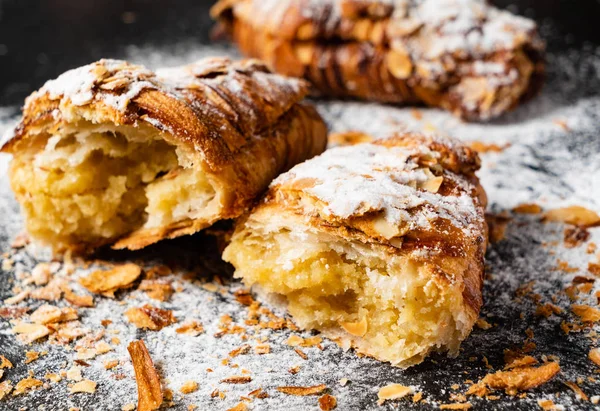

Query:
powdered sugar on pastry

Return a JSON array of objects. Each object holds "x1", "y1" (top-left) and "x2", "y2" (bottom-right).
[{"x1": 273, "y1": 141, "x2": 480, "y2": 236}]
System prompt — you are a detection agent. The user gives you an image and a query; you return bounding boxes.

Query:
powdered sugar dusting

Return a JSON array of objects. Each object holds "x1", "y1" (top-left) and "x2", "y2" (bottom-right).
[{"x1": 275, "y1": 142, "x2": 480, "y2": 236}]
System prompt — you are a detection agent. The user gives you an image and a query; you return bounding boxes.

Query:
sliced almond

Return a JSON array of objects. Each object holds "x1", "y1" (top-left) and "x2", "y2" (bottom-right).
[
  {"x1": 220, "y1": 376, "x2": 252, "y2": 384},
  {"x1": 420, "y1": 176, "x2": 444, "y2": 193},
  {"x1": 0, "y1": 380, "x2": 12, "y2": 400},
  {"x1": 544, "y1": 206, "x2": 600, "y2": 227},
  {"x1": 339, "y1": 317, "x2": 368, "y2": 337},
  {"x1": 179, "y1": 381, "x2": 198, "y2": 394},
  {"x1": 377, "y1": 384, "x2": 412, "y2": 404},
  {"x1": 387, "y1": 50, "x2": 413, "y2": 79},
  {"x1": 467, "y1": 362, "x2": 560, "y2": 396},
  {"x1": 128, "y1": 340, "x2": 162, "y2": 411},
  {"x1": 373, "y1": 218, "x2": 401, "y2": 239},
  {"x1": 319, "y1": 393, "x2": 337, "y2": 410},
  {"x1": 589, "y1": 348, "x2": 600, "y2": 367},
  {"x1": 30, "y1": 304, "x2": 77, "y2": 324},
  {"x1": 175, "y1": 320, "x2": 204, "y2": 336},
  {"x1": 12, "y1": 322, "x2": 51, "y2": 344},
  {"x1": 12, "y1": 377, "x2": 43, "y2": 396},
  {"x1": 572, "y1": 305, "x2": 600, "y2": 322},
  {"x1": 80, "y1": 263, "x2": 142, "y2": 297},
  {"x1": 277, "y1": 384, "x2": 327, "y2": 396},
  {"x1": 70, "y1": 379, "x2": 97, "y2": 394},
  {"x1": 0, "y1": 355, "x2": 13, "y2": 369},
  {"x1": 125, "y1": 305, "x2": 177, "y2": 331}
]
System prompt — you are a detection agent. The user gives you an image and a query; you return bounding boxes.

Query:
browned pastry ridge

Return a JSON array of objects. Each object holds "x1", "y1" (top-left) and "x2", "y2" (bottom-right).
[
  {"x1": 1, "y1": 58, "x2": 327, "y2": 253},
  {"x1": 212, "y1": 0, "x2": 545, "y2": 121},
  {"x1": 223, "y1": 132, "x2": 488, "y2": 367}
]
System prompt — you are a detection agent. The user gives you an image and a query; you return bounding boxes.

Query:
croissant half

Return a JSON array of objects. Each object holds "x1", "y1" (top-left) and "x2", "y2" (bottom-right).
[
  {"x1": 223, "y1": 132, "x2": 488, "y2": 367},
  {"x1": 212, "y1": 0, "x2": 545, "y2": 121},
  {"x1": 2, "y1": 58, "x2": 327, "y2": 253}
]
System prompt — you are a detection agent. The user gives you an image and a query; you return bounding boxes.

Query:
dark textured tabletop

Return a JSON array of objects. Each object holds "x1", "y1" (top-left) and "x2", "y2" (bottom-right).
[{"x1": 1, "y1": 1, "x2": 600, "y2": 410}]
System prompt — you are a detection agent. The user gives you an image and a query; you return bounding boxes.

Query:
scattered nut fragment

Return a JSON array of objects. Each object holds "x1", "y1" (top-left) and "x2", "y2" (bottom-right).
[
  {"x1": 67, "y1": 365, "x2": 83, "y2": 382},
  {"x1": 504, "y1": 355, "x2": 538, "y2": 370},
  {"x1": 0, "y1": 380, "x2": 12, "y2": 400},
  {"x1": 467, "y1": 362, "x2": 560, "y2": 396},
  {"x1": 24, "y1": 351, "x2": 41, "y2": 364},
  {"x1": 62, "y1": 285, "x2": 94, "y2": 307},
  {"x1": 248, "y1": 388, "x2": 268, "y2": 399},
  {"x1": 0, "y1": 355, "x2": 13, "y2": 369},
  {"x1": 512, "y1": 203, "x2": 542, "y2": 214},
  {"x1": 285, "y1": 335, "x2": 322, "y2": 347},
  {"x1": 226, "y1": 403, "x2": 247, "y2": 411},
  {"x1": 476, "y1": 318, "x2": 492, "y2": 330},
  {"x1": 589, "y1": 348, "x2": 600, "y2": 367},
  {"x1": 277, "y1": 384, "x2": 327, "y2": 396},
  {"x1": 31, "y1": 263, "x2": 52, "y2": 286},
  {"x1": 122, "y1": 404, "x2": 136, "y2": 411},
  {"x1": 126, "y1": 305, "x2": 177, "y2": 331},
  {"x1": 4, "y1": 289, "x2": 30, "y2": 306},
  {"x1": 319, "y1": 393, "x2": 337, "y2": 410},
  {"x1": 69, "y1": 379, "x2": 97, "y2": 394},
  {"x1": 439, "y1": 403, "x2": 472, "y2": 410},
  {"x1": 485, "y1": 212, "x2": 511, "y2": 243},
  {"x1": 339, "y1": 318, "x2": 368, "y2": 337},
  {"x1": 220, "y1": 376, "x2": 252, "y2": 384},
  {"x1": 45, "y1": 373, "x2": 61, "y2": 383},
  {"x1": 543, "y1": 206, "x2": 600, "y2": 227},
  {"x1": 175, "y1": 320, "x2": 204, "y2": 336},
  {"x1": 377, "y1": 384, "x2": 412, "y2": 405},
  {"x1": 468, "y1": 141, "x2": 510, "y2": 154},
  {"x1": 104, "y1": 359, "x2": 120, "y2": 370},
  {"x1": 328, "y1": 131, "x2": 374, "y2": 147},
  {"x1": 138, "y1": 280, "x2": 173, "y2": 302},
  {"x1": 537, "y1": 398, "x2": 562, "y2": 410},
  {"x1": 30, "y1": 304, "x2": 77, "y2": 324},
  {"x1": 128, "y1": 340, "x2": 162, "y2": 411},
  {"x1": 339, "y1": 378, "x2": 349, "y2": 387},
  {"x1": 179, "y1": 381, "x2": 198, "y2": 394},
  {"x1": 572, "y1": 305, "x2": 600, "y2": 322},
  {"x1": 80, "y1": 263, "x2": 142, "y2": 297},
  {"x1": 12, "y1": 377, "x2": 43, "y2": 396},
  {"x1": 563, "y1": 381, "x2": 588, "y2": 401},
  {"x1": 564, "y1": 226, "x2": 590, "y2": 248},
  {"x1": 12, "y1": 322, "x2": 51, "y2": 344},
  {"x1": 254, "y1": 343, "x2": 270, "y2": 355}
]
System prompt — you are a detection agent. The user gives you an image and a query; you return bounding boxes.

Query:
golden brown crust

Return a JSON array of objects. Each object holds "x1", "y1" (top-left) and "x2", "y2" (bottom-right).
[
  {"x1": 243, "y1": 132, "x2": 487, "y2": 313},
  {"x1": 3, "y1": 58, "x2": 328, "y2": 251},
  {"x1": 212, "y1": 0, "x2": 545, "y2": 121}
]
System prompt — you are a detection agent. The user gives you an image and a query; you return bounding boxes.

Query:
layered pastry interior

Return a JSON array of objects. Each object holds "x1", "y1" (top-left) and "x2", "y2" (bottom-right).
[
  {"x1": 223, "y1": 133, "x2": 487, "y2": 367},
  {"x1": 10, "y1": 123, "x2": 217, "y2": 250}
]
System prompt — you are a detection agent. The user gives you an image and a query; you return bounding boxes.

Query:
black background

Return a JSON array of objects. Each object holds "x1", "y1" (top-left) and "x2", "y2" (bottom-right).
[{"x1": 0, "y1": 0, "x2": 599, "y2": 107}]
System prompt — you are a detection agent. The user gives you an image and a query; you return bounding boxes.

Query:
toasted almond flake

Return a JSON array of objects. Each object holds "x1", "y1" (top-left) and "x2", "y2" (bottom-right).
[
  {"x1": 30, "y1": 304, "x2": 77, "y2": 324},
  {"x1": 220, "y1": 376, "x2": 252, "y2": 384},
  {"x1": 277, "y1": 384, "x2": 327, "y2": 396},
  {"x1": 67, "y1": 365, "x2": 83, "y2": 382},
  {"x1": 128, "y1": 340, "x2": 162, "y2": 411},
  {"x1": 254, "y1": 343, "x2": 270, "y2": 354},
  {"x1": 0, "y1": 355, "x2": 13, "y2": 369},
  {"x1": 537, "y1": 399, "x2": 562, "y2": 410},
  {"x1": 475, "y1": 318, "x2": 492, "y2": 330},
  {"x1": 288, "y1": 365, "x2": 301, "y2": 375},
  {"x1": 572, "y1": 305, "x2": 600, "y2": 322},
  {"x1": 421, "y1": 176, "x2": 444, "y2": 193},
  {"x1": 104, "y1": 359, "x2": 119, "y2": 370},
  {"x1": 126, "y1": 305, "x2": 177, "y2": 331},
  {"x1": 24, "y1": 351, "x2": 40, "y2": 364},
  {"x1": 589, "y1": 348, "x2": 600, "y2": 366},
  {"x1": 0, "y1": 380, "x2": 12, "y2": 400},
  {"x1": 285, "y1": 335, "x2": 304, "y2": 346},
  {"x1": 512, "y1": 203, "x2": 543, "y2": 214},
  {"x1": 122, "y1": 404, "x2": 136, "y2": 411},
  {"x1": 328, "y1": 131, "x2": 373, "y2": 146},
  {"x1": 12, "y1": 377, "x2": 43, "y2": 395},
  {"x1": 229, "y1": 345, "x2": 250, "y2": 358},
  {"x1": 319, "y1": 393, "x2": 337, "y2": 410},
  {"x1": 377, "y1": 384, "x2": 412, "y2": 404},
  {"x1": 76, "y1": 348, "x2": 97, "y2": 360},
  {"x1": 563, "y1": 381, "x2": 588, "y2": 401},
  {"x1": 70, "y1": 379, "x2": 97, "y2": 394},
  {"x1": 468, "y1": 141, "x2": 510, "y2": 154},
  {"x1": 45, "y1": 373, "x2": 61, "y2": 383},
  {"x1": 31, "y1": 263, "x2": 52, "y2": 286},
  {"x1": 439, "y1": 403, "x2": 472, "y2": 410},
  {"x1": 62, "y1": 285, "x2": 94, "y2": 307},
  {"x1": 138, "y1": 280, "x2": 173, "y2": 302},
  {"x1": 467, "y1": 362, "x2": 560, "y2": 396},
  {"x1": 248, "y1": 388, "x2": 268, "y2": 399},
  {"x1": 592, "y1": 395, "x2": 600, "y2": 404},
  {"x1": 95, "y1": 341, "x2": 113, "y2": 355},
  {"x1": 179, "y1": 381, "x2": 198, "y2": 394},
  {"x1": 11, "y1": 232, "x2": 30, "y2": 249},
  {"x1": 80, "y1": 263, "x2": 142, "y2": 297},
  {"x1": 544, "y1": 206, "x2": 600, "y2": 227},
  {"x1": 339, "y1": 317, "x2": 368, "y2": 337},
  {"x1": 202, "y1": 283, "x2": 218, "y2": 292},
  {"x1": 294, "y1": 348, "x2": 308, "y2": 360},
  {"x1": 4, "y1": 289, "x2": 30, "y2": 306},
  {"x1": 12, "y1": 322, "x2": 51, "y2": 344},
  {"x1": 226, "y1": 403, "x2": 247, "y2": 411},
  {"x1": 412, "y1": 392, "x2": 423, "y2": 402},
  {"x1": 339, "y1": 378, "x2": 349, "y2": 387},
  {"x1": 504, "y1": 355, "x2": 538, "y2": 370}
]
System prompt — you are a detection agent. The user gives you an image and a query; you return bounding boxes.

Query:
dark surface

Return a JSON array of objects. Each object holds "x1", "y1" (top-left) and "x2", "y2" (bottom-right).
[
  {"x1": 1, "y1": 1, "x2": 600, "y2": 410},
  {"x1": 0, "y1": 0, "x2": 599, "y2": 106}
]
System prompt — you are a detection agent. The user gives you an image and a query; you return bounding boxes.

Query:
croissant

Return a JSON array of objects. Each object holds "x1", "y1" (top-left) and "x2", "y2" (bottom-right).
[
  {"x1": 212, "y1": 0, "x2": 545, "y2": 121},
  {"x1": 223, "y1": 132, "x2": 488, "y2": 367},
  {"x1": 1, "y1": 58, "x2": 327, "y2": 253}
]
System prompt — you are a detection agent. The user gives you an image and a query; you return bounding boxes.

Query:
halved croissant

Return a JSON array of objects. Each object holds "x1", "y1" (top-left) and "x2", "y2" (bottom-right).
[{"x1": 2, "y1": 58, "x2": 327, "y2": 253}]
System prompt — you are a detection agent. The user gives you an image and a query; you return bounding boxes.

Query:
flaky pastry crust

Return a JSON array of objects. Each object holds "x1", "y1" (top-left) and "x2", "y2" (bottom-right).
[
  {"x1": 2, "y1": 58, "x2": 327, "y2": 253},
  {"x1": 224, "y1": 132, "x2": 488, "y2": 367},
  {"x1": 212, "y1": 0, "x2": 545, "y2": 121}
]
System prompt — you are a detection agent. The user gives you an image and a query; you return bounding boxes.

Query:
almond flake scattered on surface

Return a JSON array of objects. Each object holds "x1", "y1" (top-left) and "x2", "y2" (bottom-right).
[
  {"x1": 138, "y1": 279, "x2": 173, "y2": 302},
  {"x1": 128, "y1": 340, "x2": 162, "y2": 411},
  {"x1": 468, "y1": 141, "x2": 510, "y2": 153},
  {"x1": 476, "y1": 318, "x2": 492, "y2": 330},
  {"x1": 277, "y1": 384, "x2": 327, "y2": 396},
  {"x1": 412, "y1": 392, "x2": 423, "y2": 402},
  {"x1": 12, "y1": 322, "x2": 51, "y2": 344},
  {"x1": 62, "y1": 285, "x2": 94, "y2": 307},
  {"x1": 319, "y1": 393, "x2": 337, "y2": 410},
  {"x1": 220, "y1": 376, "x2": 252, "y2": 384},
  {"x1": 504, "y1": 355, "x2": 538, "y2": 370},
  {"x1": 4, "y1": 289, "x2": 30, "y2": 306},
  {"x1": 104, "y1": 359, "x2": 120, "y2": 370},
  {"x1": 69, "y1": 379, "x2": 97, "y2": 394},
  {"x1": 377, "y1": 384, "x2": 413, "y2": 405},
  {"x1": 467, "y1": 362, "x2": 560, "y2": 396},
  {"x1": 572, "y1": 304, "x2": 600, "y2": 322},
  {"x1": 512, "y1": 203, "x2": 543, "y2": 214},
  {"x1": 543, "y1": 206, "x2": 600, "y2": 227},
  {"x1": 80, "y1": 263, "x2": 142, "y2": 297},
  {"x1": 537, "y1": 398, "x2": 563, "y2": 410},
  {"x1": 589, "y1": 348, "x2": 600, "y2": 366},
  {"x1": 0, "y1": 380, "x2": 12, "y2": 400},
  {"x1": 339, "y1": 378, "x2": 349, "y2": 386},
  {"x1": 24, "y1": 351, "x2": 41, "y2": 364},
  {"x1": 12, "y1": 377, "x2": 43, "y2": 396},
  {"x1": 254, "y1": 343, "x2": 270, "y2": 354},
  {"x1": 45, "y1": 373, "x2": 61, "y2": 383},
  {"x1": 30, "y1": 304, "x2": 77, "y2": 324},
  {"x1": 67, "y1": 365, "x2": 83, "y2": 382},
  {"x1": 122, "y1": 404, "x2": 136, "y2": 411},
  {"x1": 225, "y1": 403, "x2": 247, "y2": 411},
  {"x1": 179, "y1": 381, "x2": 198, "y2": 394},
  {"x1": 174, "y1": 320, "x2": 204, "y2": 336},
  {"x1": 248, "y1": 388, "x2": 268, "y2": 399},
  {"x1": 31, "y1": 263, "x2": 52, "y2": 286},
  {"x1": 563, "y1": 381, "x2": 589, "y2": 401},
  {"x1": 125, "y1": 305, "x2": 177, "y2": 331},
  {"x1": 0, "y1": 355, "x2": 13, "y2": 369},
  {"x1": 439, "y1": 403, "x2": 472, "y2": 410}
]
